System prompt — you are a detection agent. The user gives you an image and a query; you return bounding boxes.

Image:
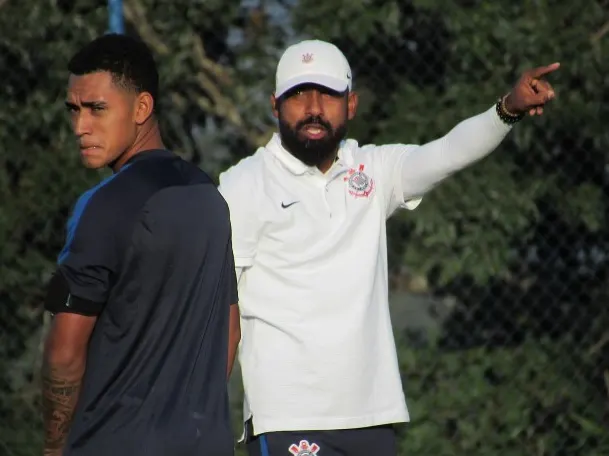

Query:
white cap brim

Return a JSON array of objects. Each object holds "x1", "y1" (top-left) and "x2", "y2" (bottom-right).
[{"x1": 275, "y1": 74, "x2": 350, "y2": 98}]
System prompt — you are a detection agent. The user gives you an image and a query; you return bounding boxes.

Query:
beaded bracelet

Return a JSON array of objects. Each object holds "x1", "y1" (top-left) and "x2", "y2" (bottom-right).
[{"x1": 496, "y1": 94, "x2": 524, "y2": 125}]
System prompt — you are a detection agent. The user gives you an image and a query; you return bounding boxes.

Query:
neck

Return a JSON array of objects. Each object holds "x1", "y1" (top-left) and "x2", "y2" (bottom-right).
[
  {"x1": 111, "y1": 119, "x2": 165, "y2": 172},
  {"x1": 317, "y1": 153, "x2": 338, "y2": 174}
]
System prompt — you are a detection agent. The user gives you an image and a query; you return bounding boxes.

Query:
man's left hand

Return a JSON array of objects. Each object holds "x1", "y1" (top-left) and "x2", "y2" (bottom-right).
[{"x1": 505, "y1": 62, "x2": 560, "y2": 116}]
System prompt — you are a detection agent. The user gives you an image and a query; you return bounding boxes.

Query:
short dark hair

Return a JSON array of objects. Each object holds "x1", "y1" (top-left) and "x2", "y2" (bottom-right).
[{"x1": 68, "y1": 34, "x2": 159, "y2": 104}]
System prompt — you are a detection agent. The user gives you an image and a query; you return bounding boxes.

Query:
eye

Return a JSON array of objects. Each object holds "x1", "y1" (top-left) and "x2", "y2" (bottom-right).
[{"x1": 321, "y1": 90, "x2": 342, "y2": 99}]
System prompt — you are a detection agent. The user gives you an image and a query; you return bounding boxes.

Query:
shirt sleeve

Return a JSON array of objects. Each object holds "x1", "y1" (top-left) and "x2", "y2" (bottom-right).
[
  {"x1": 218, "y1": 161, "x2": 263, "y2": 269},
  {"x1": 44, "y1": 189, "x2": 117, "y2": 316},
  {"x1": 375, "y1": 105, "x2": 513, "y2": 216}
]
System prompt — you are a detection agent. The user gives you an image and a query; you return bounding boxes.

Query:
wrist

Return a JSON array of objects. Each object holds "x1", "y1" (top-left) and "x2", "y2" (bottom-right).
[
  {"x1": 502, "y1": 93, "x2": 519, "y2": 115},
  {"x1": 495, "y1": 94, "x2": 524, "y2": 125}
]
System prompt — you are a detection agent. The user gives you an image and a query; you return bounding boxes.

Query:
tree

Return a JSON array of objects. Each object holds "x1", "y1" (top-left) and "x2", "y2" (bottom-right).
[
  {"x1": 0, "y1": 0, "x2": 284, "y2": 453},
  {"x1": 2, "y1": 0, "x2": 607, "y2": 454}
]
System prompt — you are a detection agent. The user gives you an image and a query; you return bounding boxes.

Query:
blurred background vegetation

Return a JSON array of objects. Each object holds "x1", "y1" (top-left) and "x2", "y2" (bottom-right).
[{"x1": 1, "y1": 0, "x2": 607, "y2": 455}]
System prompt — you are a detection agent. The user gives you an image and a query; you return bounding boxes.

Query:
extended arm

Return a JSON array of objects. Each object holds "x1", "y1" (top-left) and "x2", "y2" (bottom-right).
[
  {"x1": 398, "y1": 105, "x2": 512, "y2": 200},
  {"x1": 393, "y1": 64, "x2": 559, "y2": 204}
]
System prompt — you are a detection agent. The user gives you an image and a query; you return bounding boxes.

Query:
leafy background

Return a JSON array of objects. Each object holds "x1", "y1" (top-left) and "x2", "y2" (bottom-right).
[{"x1": 0, "y1": 0, "x2": 607, "y2": 455}]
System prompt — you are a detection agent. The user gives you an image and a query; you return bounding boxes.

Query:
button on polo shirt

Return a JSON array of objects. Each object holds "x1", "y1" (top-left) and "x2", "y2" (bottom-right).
[{"x1": 219, "y1": 134, "x2": 422, "y2": 435}]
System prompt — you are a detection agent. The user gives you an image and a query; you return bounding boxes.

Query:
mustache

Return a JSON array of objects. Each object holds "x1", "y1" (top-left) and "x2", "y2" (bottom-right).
[{"x1": 296, "y1": 116, "x2": 332, "y2": 132}]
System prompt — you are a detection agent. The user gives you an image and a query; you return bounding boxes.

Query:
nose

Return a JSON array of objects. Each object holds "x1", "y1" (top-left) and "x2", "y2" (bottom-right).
[
  {"x1": 304, "y1": 91, "x2": 323, "y2": 117},
  {"x1": 72, "y1": 111, "x2": 92, "y2": 137}
]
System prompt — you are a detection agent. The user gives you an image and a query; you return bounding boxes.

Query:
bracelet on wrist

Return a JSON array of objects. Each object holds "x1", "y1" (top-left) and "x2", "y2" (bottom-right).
[{"x1": 496, "y1": 94, "x2": 524, "y2": 125}]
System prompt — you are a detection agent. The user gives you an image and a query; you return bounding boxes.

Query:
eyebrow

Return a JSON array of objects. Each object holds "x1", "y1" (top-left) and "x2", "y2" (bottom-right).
[{"x1": 64, "y1": 100, "x2": 108, "y2": 110}]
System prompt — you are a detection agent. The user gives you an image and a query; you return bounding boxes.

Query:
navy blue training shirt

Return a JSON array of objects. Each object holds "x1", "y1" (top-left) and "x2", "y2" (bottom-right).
[{"x1": 44, "y1": 149, "x2": 237, "y2": 456}]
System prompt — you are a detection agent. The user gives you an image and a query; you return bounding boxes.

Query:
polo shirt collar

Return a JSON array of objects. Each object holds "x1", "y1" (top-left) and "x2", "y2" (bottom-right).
[{"x1": 266, "y1": 133, "x2": 352, "y2": 176}]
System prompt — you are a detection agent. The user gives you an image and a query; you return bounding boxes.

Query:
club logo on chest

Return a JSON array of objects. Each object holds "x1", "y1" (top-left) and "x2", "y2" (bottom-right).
[{"x1": 344, "y1": 164, "x2": 374, "y2": 198}]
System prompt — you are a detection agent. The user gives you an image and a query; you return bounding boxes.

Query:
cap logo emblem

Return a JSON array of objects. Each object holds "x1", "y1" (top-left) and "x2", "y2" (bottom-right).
[{"x1": 302, "y1": 53, "x2": 313, "y2": 63}]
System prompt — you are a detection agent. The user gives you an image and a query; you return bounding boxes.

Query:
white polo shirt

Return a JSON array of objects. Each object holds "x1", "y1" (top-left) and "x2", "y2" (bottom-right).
[{"x1": 218, "y1": 106, "x2": 511, "y2": 435}]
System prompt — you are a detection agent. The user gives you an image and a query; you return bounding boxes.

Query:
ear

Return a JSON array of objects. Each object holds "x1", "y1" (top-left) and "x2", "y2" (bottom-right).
[
  {"x1": 271, "y1": 94, "x2": 279, "y2": 119},
  {"x1": 134, "y1": 92, "x2": 154, "y2": 125},
  {"x1": 347, "y1": 91, "x2": 358, "y2": 121}
]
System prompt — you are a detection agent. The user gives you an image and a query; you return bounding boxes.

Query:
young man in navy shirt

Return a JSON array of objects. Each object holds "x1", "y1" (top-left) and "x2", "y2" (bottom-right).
[{"x1": 42, "y1": 34, "x2": 240, "y2": 456}]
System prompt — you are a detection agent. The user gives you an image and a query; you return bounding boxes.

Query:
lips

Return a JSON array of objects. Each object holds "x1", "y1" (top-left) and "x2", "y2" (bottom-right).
[{"x1": 301, "y1": 124, "x2": 328, "y2": 139}]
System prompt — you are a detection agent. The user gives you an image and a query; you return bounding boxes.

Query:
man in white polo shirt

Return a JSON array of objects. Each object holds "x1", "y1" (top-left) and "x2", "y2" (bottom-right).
[{"x1": 219, "y1": 39, "x2": 558, "y2": 456}]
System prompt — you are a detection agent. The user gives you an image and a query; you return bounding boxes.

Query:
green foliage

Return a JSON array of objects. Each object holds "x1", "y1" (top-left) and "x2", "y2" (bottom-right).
[
  {"x1": 0, "y1": 395, "x2": 41, "y2": 456},
  {"x1": 397, "y1": 338, "x2": 609, "y2": 455},
  {"x1": 1, "y1": 0, "x2": 607, "y2": 455}
]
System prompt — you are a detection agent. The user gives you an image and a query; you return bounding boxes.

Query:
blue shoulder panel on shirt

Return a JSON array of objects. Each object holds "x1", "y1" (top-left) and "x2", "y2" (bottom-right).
[{"x1": 58, "y1": 165, "x2": 132, "y2": 264}]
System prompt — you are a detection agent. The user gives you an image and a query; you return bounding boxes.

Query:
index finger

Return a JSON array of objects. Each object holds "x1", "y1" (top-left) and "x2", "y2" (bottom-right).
[{"x1": 529, "y1": 62, "x2": 561, "y2": 78}]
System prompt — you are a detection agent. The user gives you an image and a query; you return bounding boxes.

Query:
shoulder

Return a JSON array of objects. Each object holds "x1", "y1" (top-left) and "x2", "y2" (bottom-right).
[
  {"x1": 344, "y1": 139, "x2": 422, "y2": 177},
  {"x1": 73, "y1": 172, "x2": 125, "y2": 225},
  {"x1": 60, "y1": 173, "x2": 126, "y2": 258},
  {"x1": 347, "y1": 139, "x2": 419, "y2": 158},
  {"x1": 218, "y1": 149, "x2": 266, "y2": 197}
]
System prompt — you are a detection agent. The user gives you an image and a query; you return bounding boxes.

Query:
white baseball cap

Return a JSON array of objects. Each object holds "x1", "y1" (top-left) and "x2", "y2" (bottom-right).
[{"x1": 275, "y1": 40, "x2": 352, "y2": 98}]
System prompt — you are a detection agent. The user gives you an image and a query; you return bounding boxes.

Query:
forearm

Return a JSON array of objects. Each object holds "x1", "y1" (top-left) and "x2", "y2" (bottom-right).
[
  {"x1": 400, "y1": 105, "x2": 512, "y2": 198},
  {"x1": 227, "y1": 303, "x2": 241, "y2": 379},
  {"x1": 227, "y1": 332, "x2": 240, "y2": 379},
  {"x1": 41, "y1": 358, "x2": 84, "y2": 455}
]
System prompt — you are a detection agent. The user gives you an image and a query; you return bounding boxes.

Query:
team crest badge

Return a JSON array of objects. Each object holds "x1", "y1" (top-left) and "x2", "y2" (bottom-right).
[
  {"x1": 344, "y1": 164, "x2": 374, "y2": 198},
  {"x1": 288, "y1": 440, "x2": 320, "y2": 456}
]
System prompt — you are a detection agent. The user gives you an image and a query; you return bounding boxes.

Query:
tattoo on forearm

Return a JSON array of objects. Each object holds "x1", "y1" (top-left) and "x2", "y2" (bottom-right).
[{"x1": 42, "y1": 365, "x2": 81, "y2": 453}]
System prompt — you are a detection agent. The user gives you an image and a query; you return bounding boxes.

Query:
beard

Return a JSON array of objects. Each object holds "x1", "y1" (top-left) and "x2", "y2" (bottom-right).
[{"x1": 278, "y1": 114, "x2": 347, "y2": 168}]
